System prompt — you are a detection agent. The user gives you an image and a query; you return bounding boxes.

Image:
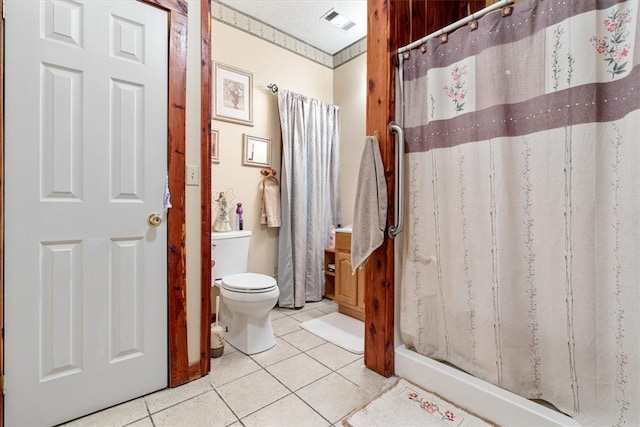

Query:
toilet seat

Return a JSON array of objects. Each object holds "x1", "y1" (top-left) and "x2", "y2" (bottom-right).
[{"x1": 222, "y1": 272, "x2": 278, "y2": 294}]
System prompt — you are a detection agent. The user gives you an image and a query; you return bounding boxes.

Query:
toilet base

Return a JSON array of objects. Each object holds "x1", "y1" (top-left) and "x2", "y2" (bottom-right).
[{"x1": 226, "y1": 311, "x2": 276, "y2": 354}]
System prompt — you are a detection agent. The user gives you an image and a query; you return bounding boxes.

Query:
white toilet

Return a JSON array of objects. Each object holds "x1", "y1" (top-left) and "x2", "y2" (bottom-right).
[{"x1": 212, "y1": 230, "x2": 279, "y2": 354}]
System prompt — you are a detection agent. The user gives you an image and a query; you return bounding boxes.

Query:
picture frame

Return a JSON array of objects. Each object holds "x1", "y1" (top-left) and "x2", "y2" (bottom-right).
[
  {"x1": 213, "y1": 62, "x2": 253, "y2": 126},
  {"x1": 242, "y1": 134, "x2": 271, "y2": 167},
  {"x1": 210, "y1": 129, "x2": 220, "y2": 163}
]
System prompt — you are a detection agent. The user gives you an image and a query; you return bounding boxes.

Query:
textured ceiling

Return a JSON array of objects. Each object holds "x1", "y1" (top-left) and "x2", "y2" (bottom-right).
[{"x1": 217, "y1": 0, "x2": 367, "y2": 55}]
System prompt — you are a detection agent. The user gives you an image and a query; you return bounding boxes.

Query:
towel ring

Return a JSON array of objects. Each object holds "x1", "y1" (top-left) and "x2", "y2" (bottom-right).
[{"x1": 260, "y1": 168, "x2": 279, "y2": 188}]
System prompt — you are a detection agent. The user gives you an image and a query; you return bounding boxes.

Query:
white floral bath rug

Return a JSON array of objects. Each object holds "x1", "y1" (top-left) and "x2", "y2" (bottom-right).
[{"x1": 343, "y1": 378, "x2": 496, "y2": 427}]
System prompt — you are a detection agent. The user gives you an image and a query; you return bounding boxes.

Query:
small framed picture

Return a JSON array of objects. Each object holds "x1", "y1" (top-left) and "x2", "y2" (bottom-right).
[
  {"x1": 243, "y1": 134, "x2": 271, "y2": 167},
  {"x1": 213, "y1": 62, "x2": 253, "y2": 126},
  {"x1": 210, "y1": 129, "x2": 220, "y2": 163}
]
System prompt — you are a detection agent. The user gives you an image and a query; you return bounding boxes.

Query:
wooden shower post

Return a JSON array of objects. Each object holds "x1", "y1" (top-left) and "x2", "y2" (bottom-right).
[
  {"x1": 364, "y1": 0, "x2": 420, "y2": 377},
  {"x1": 364, "y1": 0, "x2": 392, "y2": 376}
]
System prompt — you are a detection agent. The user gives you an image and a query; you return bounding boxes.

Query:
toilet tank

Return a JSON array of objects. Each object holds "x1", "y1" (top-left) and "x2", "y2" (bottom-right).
[{"x1": 212, "y1": 230, "x2": 251, "y2": 279}]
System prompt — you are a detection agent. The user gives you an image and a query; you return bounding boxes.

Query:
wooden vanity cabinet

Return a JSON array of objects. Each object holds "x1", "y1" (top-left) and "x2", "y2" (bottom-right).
[{"x1": 334, "y1": 231, "x2": 365, "y2": 321}]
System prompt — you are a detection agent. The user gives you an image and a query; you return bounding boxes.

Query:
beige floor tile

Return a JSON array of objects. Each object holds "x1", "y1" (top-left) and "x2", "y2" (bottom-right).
[
  {"x1": 207, "y1": 350, "x2": 262, "y2": 387},
  {"x1": 317, "y1": 302, "x2": 338, "y2": 314},
  {"x1": 337, "y1": 360, "x2": 396, "y2": 395},
  {"x1": 306, "y1": 342, "x2": 363, "y2": 371},
  {"x1": 151, "y1": 391, "x2": 237, "y2": 427},
  {"x1": 271, "y1": 315, "x2": 302, "y2": 336},
  {"x1": 298, "y1": 300, "x2": 332, "y2": 312},
  {"x1": 63, "y1": 398, "x2": 148, "y2": 427},
  {"x1": 266, "y1": 353, "x2": 331, "y2": 391},
  {"x1": 219, "y1": 341, "x2": 238, "y2": 356},
  {"x1": 216, "y1": 370, "x2": 290, "y2": 419},
  {"x1": 280, "y1": 329, "x2": 326, "y2": 351},
  {"x1": 296, "y1": 373, "x2": 370, "y2": 424},
  {"x1": 145, "y1": 377, "x2": 212, "y2": 414},
  {"x1": 290, "y1": 308, "x2": 329, "y2": 323},
  {"x1": 250, "y1": 337, "x2": 301, "y2": 367},
  {"x1": 276, "y1": 307, "x2": 298, "y2": 316},
  {"x1": 270, "y1": 308, "x2": 287, "y2": 320},
  {"x1": 241, "y1": 394, "x2": 330, "y2": 427}
]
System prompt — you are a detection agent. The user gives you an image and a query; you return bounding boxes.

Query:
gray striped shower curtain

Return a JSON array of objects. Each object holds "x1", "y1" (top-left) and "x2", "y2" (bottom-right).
[{"x1": 399, "y1": 1, "x2": 639, "y2": 425}]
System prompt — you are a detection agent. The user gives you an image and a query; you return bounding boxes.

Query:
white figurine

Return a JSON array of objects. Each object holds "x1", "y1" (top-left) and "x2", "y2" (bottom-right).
[{"x1": 214, "y1": 190, "x2": 234, "y2": 232}]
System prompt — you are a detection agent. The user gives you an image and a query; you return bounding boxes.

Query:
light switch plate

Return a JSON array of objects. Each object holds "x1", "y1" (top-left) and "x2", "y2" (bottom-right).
[{"x1": 186, "y1": 165, "x2": 200, "y2": 186}]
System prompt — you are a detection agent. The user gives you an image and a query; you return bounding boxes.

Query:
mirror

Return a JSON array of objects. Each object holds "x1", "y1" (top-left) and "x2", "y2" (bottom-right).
[{"x1": 243, "y1": 134, "x2": 271, "y2": 167}]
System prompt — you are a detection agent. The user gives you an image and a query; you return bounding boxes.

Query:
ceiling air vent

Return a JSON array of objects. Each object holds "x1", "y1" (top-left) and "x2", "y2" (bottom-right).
[
  {"x1": 342, "y1": 21, "x2": 356, "y2": 31},
  {"x1": 321, "y1": 8, "x2": 356, "y2": 32},
  {"x1": 325, "y1": 10, "x2": 339, "y2": 21}
]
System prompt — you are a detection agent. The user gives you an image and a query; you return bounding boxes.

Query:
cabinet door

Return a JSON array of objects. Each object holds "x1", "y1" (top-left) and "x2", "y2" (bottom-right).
[{"x1": 336, "y1": 252, "x2": 357, "y2": 306}]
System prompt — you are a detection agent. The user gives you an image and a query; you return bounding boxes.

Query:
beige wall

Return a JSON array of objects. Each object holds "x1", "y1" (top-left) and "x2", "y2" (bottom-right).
[{"x1": 334, "y1": 54, "x2": 367, "y2": 226}]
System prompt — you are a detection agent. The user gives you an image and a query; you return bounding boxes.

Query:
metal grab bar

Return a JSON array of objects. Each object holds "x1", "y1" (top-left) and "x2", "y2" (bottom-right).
[{"x1": 388, "y1": 122, "x2": 404, "y2": 238}]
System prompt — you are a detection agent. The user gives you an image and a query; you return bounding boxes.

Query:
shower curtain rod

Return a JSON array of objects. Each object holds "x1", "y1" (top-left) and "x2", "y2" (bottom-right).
[{"x1": 397, "y1": 0, "x2": 514, "y2": 54}]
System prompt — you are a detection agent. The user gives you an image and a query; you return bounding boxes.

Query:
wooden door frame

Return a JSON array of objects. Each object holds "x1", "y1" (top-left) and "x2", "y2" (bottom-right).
[
  {"x1": 138, "y1": 0, "x2": 191, "y2": 388},
  {"x1": 0, "y1": 2, "x2": 196, "y2": 423},
  {"x1": 0, "y1": 1, "x2": 5, "y2": 423},
  {"x1": 199, "y1": 0, "x2": 212, "y2": 379}
]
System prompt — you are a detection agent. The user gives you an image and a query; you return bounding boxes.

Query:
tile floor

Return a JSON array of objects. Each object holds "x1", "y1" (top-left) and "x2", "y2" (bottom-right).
[{"x1": 64, "y1": 299, "x2": 396, "y2": 427}]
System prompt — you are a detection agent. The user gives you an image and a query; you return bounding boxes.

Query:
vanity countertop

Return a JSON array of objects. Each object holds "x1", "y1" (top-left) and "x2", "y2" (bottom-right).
[{"x1": 336, "y1": 225, "x2": 352, "y2": 234}]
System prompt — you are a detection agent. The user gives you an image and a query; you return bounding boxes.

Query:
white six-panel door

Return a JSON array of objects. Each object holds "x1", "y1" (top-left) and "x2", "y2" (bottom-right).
[{"x1": 5, "y1": 1, "x2": 169, "y2": 425}]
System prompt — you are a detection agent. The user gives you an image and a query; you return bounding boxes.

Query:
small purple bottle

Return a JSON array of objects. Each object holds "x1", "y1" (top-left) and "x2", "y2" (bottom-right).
[{"x1": 236, "y1": 203, "x2": 243, "y2": 230}]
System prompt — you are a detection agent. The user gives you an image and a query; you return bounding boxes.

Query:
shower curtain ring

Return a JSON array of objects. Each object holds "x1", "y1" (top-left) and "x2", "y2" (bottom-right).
[{"x1": 469, "y1": 12, "x2": 479, "y2": 31}]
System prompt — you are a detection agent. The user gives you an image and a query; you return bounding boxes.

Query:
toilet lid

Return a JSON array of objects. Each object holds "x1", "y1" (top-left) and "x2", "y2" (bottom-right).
[{"x1": 221, "y1": 273, "x2": 278, "y2": 293}]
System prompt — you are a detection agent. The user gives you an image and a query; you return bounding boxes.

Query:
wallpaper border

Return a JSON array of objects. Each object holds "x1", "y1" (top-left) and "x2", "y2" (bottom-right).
[{"x1": 211, "y1": 1, "x2": 366, "y2": 69}]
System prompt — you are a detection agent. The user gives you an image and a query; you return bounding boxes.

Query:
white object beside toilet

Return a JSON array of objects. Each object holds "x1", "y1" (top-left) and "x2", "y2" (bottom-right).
[{"x1": 212, "y1": 230, "x2": 279, "y2": 354}]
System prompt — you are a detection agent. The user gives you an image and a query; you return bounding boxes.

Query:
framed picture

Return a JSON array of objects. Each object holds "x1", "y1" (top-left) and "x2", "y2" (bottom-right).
[
  {"x1": 213, "y1": 62, "x2": 253, "y2": 126},
  {"x1": 210, "y1": 129, "x2": 220, "y2": 163},
  {"x1": 243, "y1": 134, "x2": 271, "y2": 167}
]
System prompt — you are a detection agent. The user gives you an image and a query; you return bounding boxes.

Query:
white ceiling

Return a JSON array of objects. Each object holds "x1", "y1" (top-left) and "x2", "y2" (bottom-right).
[{"x1": 217, "y1": 0, "x2": 367, "y2": 55}]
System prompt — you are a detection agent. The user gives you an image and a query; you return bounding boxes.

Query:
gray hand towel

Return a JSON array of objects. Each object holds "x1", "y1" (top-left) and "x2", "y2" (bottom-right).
[{"x1": 351, "y1": 136, "x2": 387, "y2": 272}]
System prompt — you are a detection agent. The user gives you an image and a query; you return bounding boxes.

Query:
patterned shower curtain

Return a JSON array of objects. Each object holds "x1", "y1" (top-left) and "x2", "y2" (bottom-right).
[
  {"x1": 400, "y1": 1, "x2": 638, "y2": 425},
  {"x1": 277, "y1": 90, "x2": 341, "y2": 308}
]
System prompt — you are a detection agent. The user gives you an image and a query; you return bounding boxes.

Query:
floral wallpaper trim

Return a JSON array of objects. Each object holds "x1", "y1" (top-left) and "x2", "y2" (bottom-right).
[{"x1": 211, "y1": 2, "x2": 366, "y2": 69}]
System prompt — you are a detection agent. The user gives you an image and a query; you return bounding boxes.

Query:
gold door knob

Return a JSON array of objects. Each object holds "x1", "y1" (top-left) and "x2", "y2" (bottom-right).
[{"x1": 148, "y1": 213, "x2": 162, "y2": 226}]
